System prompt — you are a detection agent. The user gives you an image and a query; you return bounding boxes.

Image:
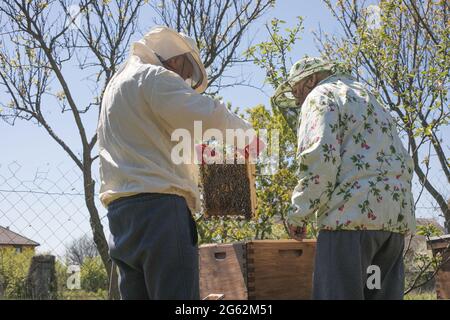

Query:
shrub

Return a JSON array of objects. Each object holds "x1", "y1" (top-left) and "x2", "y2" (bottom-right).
[
  {"x1": 0, "y1": 248, "x2": 34, "y2": 299},
  {"x1": 80, "y1": 256, "x2": 108, "y2": 293}
]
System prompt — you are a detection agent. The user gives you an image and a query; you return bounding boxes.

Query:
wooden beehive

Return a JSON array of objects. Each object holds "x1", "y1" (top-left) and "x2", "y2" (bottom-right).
[
  {"x1": 199, "y1": 160, "x2": 257, "y2": 219},
  {"x1": 199, "y1": 243, "x2": 247, "y2": 300},
  {"x1": 246, "y1": 240, "x2": 316, "y2": 300},
  {"x1": 427, "y1": 234, "x2": 450, "y2": 299},
  {"x1": 199, "y1": 239, "x2": 317, "y2": 300}
]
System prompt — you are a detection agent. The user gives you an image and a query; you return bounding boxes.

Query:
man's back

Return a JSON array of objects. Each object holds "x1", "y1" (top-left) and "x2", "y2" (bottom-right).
[
  {"x1": 97, "y1": 56, "x2": 200, "y2": 210},
  {"x1": 98, "y1": 53, "x2": 252, "y2": 212},
  {"x1": 292, "y1": 74, "x2": 416, "y2": 234}
]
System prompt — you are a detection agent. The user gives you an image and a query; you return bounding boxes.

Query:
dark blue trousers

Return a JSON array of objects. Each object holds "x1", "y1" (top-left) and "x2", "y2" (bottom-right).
[
  {"x1": 107, "y1": 193, "x2": 199, "y2": 300},
  {"x1": 313, "y1": 230, "x2": 405, "y2": 300}
]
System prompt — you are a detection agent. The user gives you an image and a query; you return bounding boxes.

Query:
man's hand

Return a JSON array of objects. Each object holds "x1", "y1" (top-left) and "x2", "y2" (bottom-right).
[
  {"x1": 195, "y1": 143, "x2": 218, "y2": 165},
  {"x1": 288, "y1": 223, "x2": 307, "y2": 241},
  {"x1": 237, "y1": 136, "x2": 266, "y2": 161}
]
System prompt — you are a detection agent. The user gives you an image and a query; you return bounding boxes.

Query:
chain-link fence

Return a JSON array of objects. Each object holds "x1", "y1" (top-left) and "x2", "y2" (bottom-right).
[
  {"x1": 0, "y1": 160, "x2": 448, "y2": 299},
  {"x1": 0, "y1": 161, "x2": 109, "y2": 299}
]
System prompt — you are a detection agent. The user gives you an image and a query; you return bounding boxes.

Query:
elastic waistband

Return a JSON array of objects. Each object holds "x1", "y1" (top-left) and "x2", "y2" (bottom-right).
[{"x1": 108, "y1": 192, "x2": 180, "y2": 210}]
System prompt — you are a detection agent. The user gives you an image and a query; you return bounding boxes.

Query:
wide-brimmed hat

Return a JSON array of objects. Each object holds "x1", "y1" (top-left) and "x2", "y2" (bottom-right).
[
  {"x1": 131, "y1": 26, "x2": 208, "y2": 93},
  {"x1": 271, "y1": 57, "x2": 350, "y2": 133}
]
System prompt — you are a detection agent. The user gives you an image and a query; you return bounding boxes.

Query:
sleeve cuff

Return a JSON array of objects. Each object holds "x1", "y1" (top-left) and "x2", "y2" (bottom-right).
[{"x1": 287, "y1": 204, "x2": 314, "y2": 226}]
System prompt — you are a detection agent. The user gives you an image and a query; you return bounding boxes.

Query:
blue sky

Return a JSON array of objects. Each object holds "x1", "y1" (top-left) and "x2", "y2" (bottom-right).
[
  {"x1": 0, "y1": 1, "x2": 447, "y2": 256},
  {"x1": 1, "y1": 0, "x2": 336, "y2": 167}
]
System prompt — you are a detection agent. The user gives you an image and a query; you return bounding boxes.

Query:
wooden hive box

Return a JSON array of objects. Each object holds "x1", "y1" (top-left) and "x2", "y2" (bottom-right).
[
  {"x1": 246, "y1": 240, "x2": 316, "y2": 300},
  {"x1": 199, "y1": 243, "x2": 247, "y2": 300},
  {"x1": 427, "y1": 234, "x2": 450, "y2": 299},
  {"x1": 199, "y1": 159, "x2": 257, "y2": 220}
]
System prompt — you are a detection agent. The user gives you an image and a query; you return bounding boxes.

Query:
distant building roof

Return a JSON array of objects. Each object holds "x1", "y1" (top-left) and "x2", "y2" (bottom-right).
[
  {"x1": 428, "y1": 234, "x2": 450, "y2": 243},
  {"x1": 0, "y1": 226, "x2": 40, "y2": 247},
  {"x1": 404, "y1": 218, "x2": 448, "y2": 257},
  {"x1": 416, "y1": 218, "x2": 446, "y2": 234}
]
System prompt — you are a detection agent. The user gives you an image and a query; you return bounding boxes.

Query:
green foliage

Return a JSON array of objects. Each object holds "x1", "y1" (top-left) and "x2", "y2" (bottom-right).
[
  {"x1": 0, "y1": 248, "x2": 34, "y2": 299},
  {"x1": 56, "y1": 256, "x2": 107, "y2": 299},
  {"x1": 404, "y1": 224, "x2": 445, "y2": 294},
  {"x1": 404, "y1": 291, "x2": 436, "y2": 300},
  {"x1": 319, "y1": 0, "x2": 450, "y2": 224},
  {"x1": 417, "y1": 223, "x2": 444, "y2": 238},
  {"x1": 197, "y1": 18, "x2": 315, "y2": 243},
  {"x1": 320, "y1": 0, "x2": 450, "y2": 138},
  {"x1": 55, "y1": 259, "x2": 69, "y2": 298},
  {"x1": 0, "y1": 249, "x2": 107, "y2": 300},
  {"x1": 244, "y1": 18, "x2": 311, "y2": 239},
  {"x1": 60, "y1": 289, "x2": 108, "y2": 300},
  {"x1": 316, "y1": 0, "x2": 450, "y2": 292},
  {"x1": 245, "y1": 17, "x2": 304, "y2": 89},
  {"x1": 404, "y1": 251, "x2": 441, "y2": 295},
  {"x1": 196, "y1": 215, "x2": 288, "y2": 245},
  {"x1": 80, "y1": 256, "x2": 108, "y2": 293}
]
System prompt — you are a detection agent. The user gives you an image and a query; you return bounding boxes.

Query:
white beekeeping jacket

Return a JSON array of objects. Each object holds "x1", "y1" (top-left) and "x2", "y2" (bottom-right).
[{"x1": 97, "y1": 39, "x2": 251, "y2": 212}]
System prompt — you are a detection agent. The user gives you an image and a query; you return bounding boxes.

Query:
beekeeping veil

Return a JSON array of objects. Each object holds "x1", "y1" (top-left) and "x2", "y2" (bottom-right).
[{"x1": 130, "y1": 25, "x2": 208, "y2": 93}]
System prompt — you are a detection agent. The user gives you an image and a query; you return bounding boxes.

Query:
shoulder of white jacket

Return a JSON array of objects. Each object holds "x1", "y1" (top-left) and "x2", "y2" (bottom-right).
[
  {"x1": 137, "y1": 63, "x2": 166, "y2": 79},
  {"x1": 131, "y1": 63, "x2": 183, "y2": 91},
  {"x1": 112, "y1": 59, "x2": 160, "y2": 85},
  {"x1": 151, "y1": 67, "x2": 198, "y2": 93},
  {"x1": 129, "y1": 59, "x2": 198, "y2": 93}
]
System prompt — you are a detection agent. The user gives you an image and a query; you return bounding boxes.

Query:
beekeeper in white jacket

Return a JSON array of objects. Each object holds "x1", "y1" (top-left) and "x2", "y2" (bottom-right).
[{"x1": 97, "y1": 26, "x2": 252, "y2": 300}]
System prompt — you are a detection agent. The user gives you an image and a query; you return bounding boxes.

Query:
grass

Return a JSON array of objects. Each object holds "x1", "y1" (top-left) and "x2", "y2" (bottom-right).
[
  {"x1": 404, "y1": 291, "x2": 437, "y2": 300},
  {"x1": 59, "y1": 289, "x2": 108, "y2": 300}
]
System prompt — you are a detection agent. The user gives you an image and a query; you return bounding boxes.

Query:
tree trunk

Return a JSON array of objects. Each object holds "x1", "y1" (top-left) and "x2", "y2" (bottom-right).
[
  {"x1": 409, "y1": 134, "x2": 450, "y2": 232},
  {"x1": 83, "y1": 160, "x2": 120, "y2": 299}
]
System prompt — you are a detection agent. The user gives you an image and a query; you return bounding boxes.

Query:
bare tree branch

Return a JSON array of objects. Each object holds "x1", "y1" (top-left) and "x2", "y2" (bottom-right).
[{"x1": 151, "y1": 0, "x2": 275, "y2": 93}]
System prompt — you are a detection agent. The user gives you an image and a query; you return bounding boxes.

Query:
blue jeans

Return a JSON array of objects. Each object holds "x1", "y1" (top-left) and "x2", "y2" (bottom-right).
[{"x1": 107, "y1": 193, "x2": 199, "y2": 300}]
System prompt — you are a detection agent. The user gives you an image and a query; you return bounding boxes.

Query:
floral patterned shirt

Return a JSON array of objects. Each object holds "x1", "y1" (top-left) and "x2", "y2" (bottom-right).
[{"x1": 288, "y1": 75, "x2": 416, "y2": 235}]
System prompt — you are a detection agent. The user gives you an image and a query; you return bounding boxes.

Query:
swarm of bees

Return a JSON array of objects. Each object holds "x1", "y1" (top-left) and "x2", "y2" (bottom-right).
[
  {"x1": 199, "y1": 162, "x2": 253, "y2": 220},
  {"x1": 198, "y1": 142, "x2": 254, "y2": 220}
]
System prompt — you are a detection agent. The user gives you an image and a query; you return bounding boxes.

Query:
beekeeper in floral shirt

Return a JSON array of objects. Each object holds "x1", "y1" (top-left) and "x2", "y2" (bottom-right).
[{"x1": 272, "y1": 57, "x2": 416, "y2": 300}]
